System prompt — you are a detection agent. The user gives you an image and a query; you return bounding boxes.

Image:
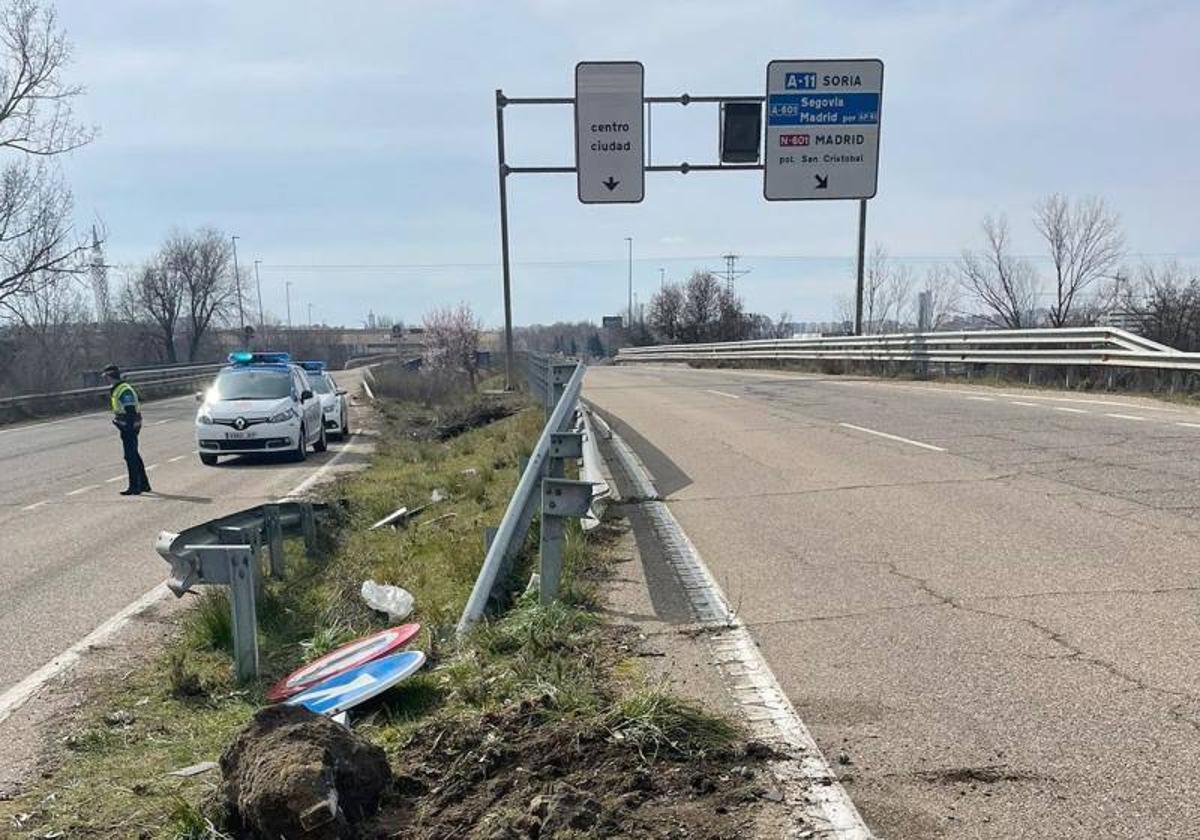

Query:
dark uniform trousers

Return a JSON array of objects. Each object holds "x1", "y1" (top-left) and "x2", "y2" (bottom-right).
[{"x1": 120, "y1": 424, "x2": 150, "y2": 491}]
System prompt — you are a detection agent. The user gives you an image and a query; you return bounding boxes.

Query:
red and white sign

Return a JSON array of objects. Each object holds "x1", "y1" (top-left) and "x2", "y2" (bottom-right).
[
  {"x1": 780, "y1": 134, "x2": 810, "y2": 147},
  {"x1": 265, "y1": 624, "x2": 421, "y2": 702}
]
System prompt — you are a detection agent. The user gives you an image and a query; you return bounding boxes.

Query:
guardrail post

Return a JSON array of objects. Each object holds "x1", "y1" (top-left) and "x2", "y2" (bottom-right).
[
  {"x1": 184, "y1": 545, "x2": 259, "y2": 681},
  {"x1": 263, "y1": 503, "x2": 285, "y2": 577},
  {"x1": 300, "y1": 502, "x2": 318, "y2": 559},
  {"x1": 539, "y1": 478, "x2": 593, "y2": 605},
  {"x1": 548, "y1": 431, "x2": 583, "y2": 480},
  {"x1": 549, "y1": 362, "x2": 577, "y2": 420}
]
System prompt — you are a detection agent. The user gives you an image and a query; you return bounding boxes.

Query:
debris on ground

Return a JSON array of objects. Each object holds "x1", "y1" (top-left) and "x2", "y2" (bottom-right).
[
  {"x1": 366, "y1": 696, "x2": 771, "y2": 840},
  {"x1": 167, "y1": 761, "x2": 218, "y2": 778},
  {"x1": 220, "y1": 705, "x2": 391, "y2": 840},
  {"x1": 360, "y1": 580, "x2": 415, "y2": 621}
]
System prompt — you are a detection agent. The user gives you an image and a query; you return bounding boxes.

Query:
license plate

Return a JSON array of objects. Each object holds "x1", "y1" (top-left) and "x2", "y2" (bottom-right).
[{"x1": 226, "y1": 431, "x2": 254, "y2": 440}]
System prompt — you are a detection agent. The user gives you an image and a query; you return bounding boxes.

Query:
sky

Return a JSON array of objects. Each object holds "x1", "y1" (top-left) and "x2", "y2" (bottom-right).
[{"x1": 54, "y1": 0, "x2": 1200, "y2": 328}]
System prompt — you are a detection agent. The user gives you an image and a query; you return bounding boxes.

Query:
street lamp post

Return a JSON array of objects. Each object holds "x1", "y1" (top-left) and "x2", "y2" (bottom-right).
[
  {"x1": 659, "y1": 267, "x2": 665, "y2": 290},
  {"x1": 285, "y1": 281, "x2": 293, "y2": 330},
  {"x1": 307, "y1": 303, "x2": 314, "y2": 327},
  {"x1": 625, "y1": 237, "x2": 633, "y2": 328},
  {"x1": 231, "y1": 235, "x2": 245, "y2": 333},
  {"x1": 253, "y1": 260, "x2": 264, "y2": 328}
]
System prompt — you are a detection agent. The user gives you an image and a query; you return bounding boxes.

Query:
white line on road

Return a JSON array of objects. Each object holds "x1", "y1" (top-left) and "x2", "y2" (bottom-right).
[
  {"x1": 152, "y1": 418, "x2": 174, "y2": 426},
  {"x1": 965, "y1": 396, "x2": 994, "y2": 402},
  {"x1": 65, "y1": 484, "x2": 99, "y2": 497},
  {"x1": 838, "y1": 422, "x2": 946, "y2": 452},
  {"x1": 362, "y1": 380, "x2": 375, "y2": 401},
  {"x1": 20, "y1": 500, "x2": 48, "y2": 512},
  {"x1": 0, "y1": 584, "x2": 168, "y2": 726},
  {"x1": 1176, "y1": 422, "x2": 1200, "y2": 429},
  {"x1": 105, "y1": 474, "x2": 124, "y2": 483},
  {"x1": 167, "y1": 455, "x2": 186, "y2": 463},
  {"x1": 1011, "y1": 401, "x2": 1039, "y2": 407},
  {"x1": 704, "y1": 389, "x2": 741, "y2": 400},
  {"x1": 145, "y1": 463, "x2": 159, "y2": 471},
  {"x1": 1054, "y1": 407, "x2": 1089, "y2": 414},
  {"x1": 1105, "y1": 413, "x2": 1147, "y2": 422}
]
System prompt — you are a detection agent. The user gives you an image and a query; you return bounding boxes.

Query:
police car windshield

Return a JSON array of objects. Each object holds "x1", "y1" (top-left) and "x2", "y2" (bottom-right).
[
  {"x1": 310, "y1": 375, "x2": 333, "y2": 395},
  {"x1": 213, "y1": 369, "x2": 291, "y2": 401}
]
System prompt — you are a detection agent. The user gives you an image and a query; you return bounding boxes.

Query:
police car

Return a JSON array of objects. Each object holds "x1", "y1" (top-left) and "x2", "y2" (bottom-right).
[
  {"x1": 298, "y1": 361, "x2": 350, "y2": 439},
  {"x1": 195, "y1": 352, "x2": 327, "y2": 466}
]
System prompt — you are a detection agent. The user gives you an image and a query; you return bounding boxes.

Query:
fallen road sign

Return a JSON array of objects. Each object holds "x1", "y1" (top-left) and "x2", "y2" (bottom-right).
[
  {"x1": 266, "y1": 624, "x2": 421, "y2": 703},
  {"x1": 286, "y1": 650, "x2": 427, "y2": 716}
]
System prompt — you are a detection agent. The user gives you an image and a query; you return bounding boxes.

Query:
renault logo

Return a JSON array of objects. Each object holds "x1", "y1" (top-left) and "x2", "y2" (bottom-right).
[{"x1": 233, "y1": 417, "x2": 247, "y2": 431}]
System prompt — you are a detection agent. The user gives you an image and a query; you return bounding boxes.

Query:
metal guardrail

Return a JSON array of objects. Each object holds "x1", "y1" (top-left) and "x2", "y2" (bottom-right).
[
  {"x1": 0, "y1": 362, "x2": 225, "y2": 415},
  {"x1": 156, "y1": 500, "x2": 329, "y2": 680},
  {"x1": 456, "y1": 353, "x2": 591, "y2": 635},
  {"x1": 616, "y1": 327, "x2": 1200, "y2": 372}
]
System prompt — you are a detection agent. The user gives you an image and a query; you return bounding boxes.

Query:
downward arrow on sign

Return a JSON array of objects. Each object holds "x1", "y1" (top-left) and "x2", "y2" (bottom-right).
[{"x1": 602, "y1": 177, "x2": 620, "y2": 191}]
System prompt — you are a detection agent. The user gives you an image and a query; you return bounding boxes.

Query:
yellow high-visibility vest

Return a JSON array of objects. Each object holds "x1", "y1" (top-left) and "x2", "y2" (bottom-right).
[{"x1": 110, "y1": 381, "x2": 139, "y2": 414}]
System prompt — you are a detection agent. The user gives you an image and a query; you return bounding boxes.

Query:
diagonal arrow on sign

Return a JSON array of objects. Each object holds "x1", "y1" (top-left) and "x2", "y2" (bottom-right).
[
  {"x1": 294, "y1": 673, "x2": 376, "y2": 704},
  {"x1": 815, "y1": 174, "x2": 828, "y2": 189}
]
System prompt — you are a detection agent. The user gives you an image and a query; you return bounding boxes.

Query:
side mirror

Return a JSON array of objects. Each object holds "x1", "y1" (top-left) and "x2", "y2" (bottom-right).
[
  {"x1": 301, "y1": 390, "x2": 314, "y2": 402},
  {"x1": 194, "y1": 392, "x2": 204, "y2": 403}
]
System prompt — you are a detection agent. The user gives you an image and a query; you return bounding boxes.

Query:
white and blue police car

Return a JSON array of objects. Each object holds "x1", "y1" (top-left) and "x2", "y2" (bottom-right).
[
  {"x1": 195, "y1": 352, "x2": 327, "y2": 466},
  {"x1": 298, "y1": 361, "x2": 350, "y2": 440}
]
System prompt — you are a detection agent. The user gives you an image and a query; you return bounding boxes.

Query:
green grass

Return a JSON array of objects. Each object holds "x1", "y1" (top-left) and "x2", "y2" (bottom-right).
[{"x1": 0, "y1": 387, "x2": 742, "y2": 838}]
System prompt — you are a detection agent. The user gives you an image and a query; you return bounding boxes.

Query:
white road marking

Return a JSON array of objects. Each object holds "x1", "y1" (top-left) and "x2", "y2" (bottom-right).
[
  {"x1": 65, "y1": 484, "x2": 99, "y2": 497},
  {"x1": 145, "y1": 463, "x2": 159, "y2": 471},
  {"x1": 605, "y1": 426, "x2": 872, "y2": 839},
  {"x1": 1105, "y1": 413, "x2": 1146, "y2": 422},
  {"x1": 966, "y1": 396, "x2": 994, "y2": 402},
  {"x1": 704, "y1": 389, "x2": 741, "y2": 400},
  {"x1": 0, "y1": 394, "x2": 196, "y2": 437},
  {"x1": 0, "y1": 584, "x2": 169, "y2": 726},
  {"x1": 1011, "y1": 401, "x2": 1039, "y2": 407},
  {"x1": 105, "y1": 474, "x2": 125, "y2": 483},
  {"x1": 1054, "y1": 407, "x2": 1089, "y2": 414},
  {"x1": 153, "y1": 418, "x2": 174, "y2": 426},
  {"x1": 168, "y1": 455, "x2": 186, "y2": 463},
  {"x1": 838, "y1": 422, "x2": 946, "y2": 452},
  {"x1": 20, "y1": 500, "x2": 49, "y2": 512},
  {"x1": 1176, "y1": 422, "x2": 1200, "y2": 429},
  {"x1": 362, "y1": 380, "x2": 375, "y2": 401}
]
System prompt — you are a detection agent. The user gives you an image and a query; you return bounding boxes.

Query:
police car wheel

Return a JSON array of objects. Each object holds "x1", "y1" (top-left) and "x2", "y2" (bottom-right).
[
  {"x1": 341, "y1": 410, "x2": 350, "y2": 437},
  {"x1": 200, "y1": 453, "x2": 218, "y2": 466},
  {"x1": 314, "y1": 424, "x2": 328, "y2": 453},
  {"x1": 291, "y1": 425, "x2": 308, "y2": 462}
]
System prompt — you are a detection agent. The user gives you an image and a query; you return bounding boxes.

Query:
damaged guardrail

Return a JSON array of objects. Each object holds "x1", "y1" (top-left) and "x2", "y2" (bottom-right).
[
  {"x1": 456, "y1": 354, "x2": 592, "y2": 636},
  {"x1": 156, "y1": 500, "x2": 330, "y2": 680}
]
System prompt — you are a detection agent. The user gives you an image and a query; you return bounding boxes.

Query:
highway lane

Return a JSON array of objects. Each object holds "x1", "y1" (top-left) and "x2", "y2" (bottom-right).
[
  {"x1": 586, "y1": 364, "x2": 1200, "y2": 840},
  {"x1": 0, "y1": 372, "x2": 371, "y2": 695}
]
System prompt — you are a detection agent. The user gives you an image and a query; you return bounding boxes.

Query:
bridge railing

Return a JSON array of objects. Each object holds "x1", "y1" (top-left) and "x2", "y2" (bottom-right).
[{"x1": 616, "y1": 327, "x2": 1200, "y2": 373}]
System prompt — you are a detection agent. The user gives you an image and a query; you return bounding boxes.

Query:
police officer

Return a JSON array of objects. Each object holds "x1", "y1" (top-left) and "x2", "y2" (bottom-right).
[{"x1": 102, "y1": 364, "x2": 152, "y2": 496}]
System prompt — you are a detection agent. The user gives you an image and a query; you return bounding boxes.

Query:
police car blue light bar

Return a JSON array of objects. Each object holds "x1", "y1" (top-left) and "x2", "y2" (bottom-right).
[{"x1": 228, "y1": 351, "x2": 291, "y2": 365}]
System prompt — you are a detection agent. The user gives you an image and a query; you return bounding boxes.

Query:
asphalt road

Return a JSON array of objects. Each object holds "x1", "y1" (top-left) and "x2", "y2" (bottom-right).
[
  {"x1": 0, "y1": 372, "x2": 370, "y2": 696},
  {"x1": 585, "y1": 364, "x2": 1200, "y2": 840}
]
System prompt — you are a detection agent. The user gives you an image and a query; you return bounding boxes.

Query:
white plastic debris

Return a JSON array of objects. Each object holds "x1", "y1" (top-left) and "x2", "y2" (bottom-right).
[
  {"x1": 430, "y1": 489, "x2": 446, "y2": 503},
  {"x1": 360, "y1": 580, "x2": 414, "y2": 620}
]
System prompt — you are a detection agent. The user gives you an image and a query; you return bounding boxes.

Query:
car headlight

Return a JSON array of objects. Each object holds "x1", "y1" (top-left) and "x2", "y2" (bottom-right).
[
  {"x1": 268, "y1": 408, "x2": 297, "y2": 424},
  {"x1": 197, "y1": 412, "x2": 213, "y2": 425}
]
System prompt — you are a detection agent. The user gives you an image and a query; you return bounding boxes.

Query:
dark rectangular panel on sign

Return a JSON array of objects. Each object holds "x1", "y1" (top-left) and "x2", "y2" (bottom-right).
[{"x1": 720, "y1": 101, "x2": 762, "y2": 164}]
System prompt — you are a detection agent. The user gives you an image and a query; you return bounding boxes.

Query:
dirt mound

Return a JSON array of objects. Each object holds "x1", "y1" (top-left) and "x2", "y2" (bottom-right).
[
  {"x1": 220, "y1": 705, "x2": 391, "y2": 840},
  {"x1": 367, "y1": 698, "x2": 770, "y2": 840}
]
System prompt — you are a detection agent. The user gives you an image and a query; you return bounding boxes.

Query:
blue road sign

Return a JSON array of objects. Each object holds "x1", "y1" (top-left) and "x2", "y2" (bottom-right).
[{"x1": 286, "y1": 650, "x2": 426, "y2": 715}]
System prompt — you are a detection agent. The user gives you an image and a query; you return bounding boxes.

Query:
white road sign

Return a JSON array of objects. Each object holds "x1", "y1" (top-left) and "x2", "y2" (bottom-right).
[
  {"x1": 575, "y1": 61, "x2": 644, "y2": 204},
  {"x1": 764, "y1": 59, "x2": 884, "y2": 201}
]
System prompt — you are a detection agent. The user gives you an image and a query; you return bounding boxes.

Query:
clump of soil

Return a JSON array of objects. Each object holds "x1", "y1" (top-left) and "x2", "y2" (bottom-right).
[
  {"x1": 220, "y1": 705, "x2": 392, "y2": 840},
  {"x1": 433, "y1": 399, "x2": 518, "y2": 440},
  {"x1": 367, "y1": 697, "x2": 771, "y2": 840}
]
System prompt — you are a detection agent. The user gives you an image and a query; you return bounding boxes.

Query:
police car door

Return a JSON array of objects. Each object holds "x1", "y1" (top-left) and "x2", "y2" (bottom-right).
[{"x1": 296, "y1": 369, "x2": 320, "y2": 440}]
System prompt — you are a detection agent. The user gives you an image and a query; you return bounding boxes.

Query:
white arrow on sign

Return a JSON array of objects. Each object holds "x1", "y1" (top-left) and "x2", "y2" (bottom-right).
[{"x1": 296, "y1": 673, "x2": 376, "y2": 704}]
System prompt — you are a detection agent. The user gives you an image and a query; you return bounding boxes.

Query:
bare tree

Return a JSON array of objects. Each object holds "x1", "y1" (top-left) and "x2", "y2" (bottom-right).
[
  {"x1": 5, "y1": 268, "x2": 86, "y2": 390},
  {"x1": 958, "y1": 215, "x2": 1040, "y2": 328},
  {"x1": 860, "y1": 245, "x2": 916, "y2": 334},
  {"x1": 680, "y1": 270, "x2": 722, "y2": 342},
  {"x1": 162, "y1": 227, "x2": 237, "y2": 361},
  {"x1": 423, "y1": 302, "x2": 482, "y2": 388},
  {"x1": 1125, "y1": 261, "x2": 1200, "y2": 351},
  {"x1": 1035, "y1": 194, "x2": 1124, "y2": 327},
  {"x1": 647, "y1": 282, "x2": 684, "y2": 342},
  {"x1": 120, "y1": 260, "x2": 184, "y2": 362},
  {"x1": 0, "y1": 1, "x2": 95, "y2": 313},
  {"x1": 920, "y1": 263, "x2": 960, "y2": 330}
]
